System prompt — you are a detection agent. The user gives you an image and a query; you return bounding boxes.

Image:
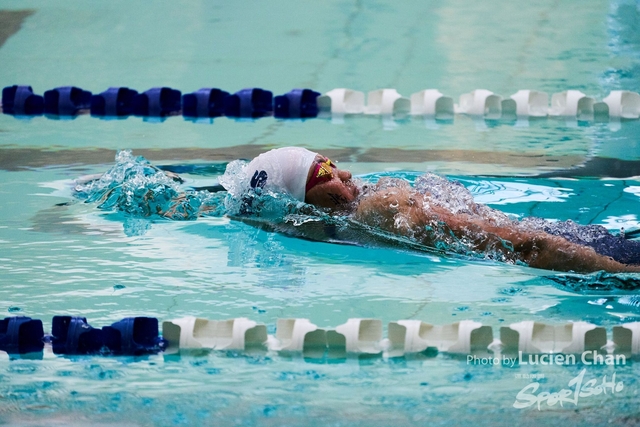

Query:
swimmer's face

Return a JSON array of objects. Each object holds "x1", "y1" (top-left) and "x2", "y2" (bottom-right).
[{"x1": 305, "y1": 155, "x2": 359, "y2": 210}]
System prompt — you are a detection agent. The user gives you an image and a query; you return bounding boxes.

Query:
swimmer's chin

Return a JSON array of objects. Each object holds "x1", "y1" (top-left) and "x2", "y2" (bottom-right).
[{"x1": 334, "y1": 183, "x2": 362, "y2": 213}]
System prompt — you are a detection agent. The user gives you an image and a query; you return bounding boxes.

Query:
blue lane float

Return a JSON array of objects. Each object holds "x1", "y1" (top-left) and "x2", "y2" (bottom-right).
[
  {"x1": 103, "y1": 317, "x2": 166, "y2": 356},
  {"x1": 51, "y1": 315, "x2": 165, "y2": 356},
  {"x1": 132, "y1": 87, "x2": 182, "y2": 117},
  {"x1": 224, "y1": 88, "x2": 273, "y2": 118},
  {"x1": 274, "y1": 89, "x2": 321, "y2": 118},
  {"x1": 1, "y1": 85, "x2": 44, "y2": 115},
  {"x1": 0, "y1": 316, "x2": 44, "y2": 354},
  {"x1": 43, "y1": 86, "x2": 92, "y2": 116},
  {"x1": 52, "y1": 316, "x2": 108, "y2": 355},
  {"x1": 90, "y1": 87, "x2": 139, "y2": 117},
  {"x1": 182, "y1": 88, "x2": 229, "y2": 118}
]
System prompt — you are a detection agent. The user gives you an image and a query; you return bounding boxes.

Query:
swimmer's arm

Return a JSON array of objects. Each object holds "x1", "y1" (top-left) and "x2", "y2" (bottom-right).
[
  {"x1": 437, "y1": 211, "x2": 640, "y2": 273},
  {"x1": 499, "y1": 230, "x2": 640, "y2": 273},
  {"x1": 355, "y1": 188, "x2": 640, "y2": 273},
  {"x1": 445, "y1": 214, "x2": 640, "y2": 273}
]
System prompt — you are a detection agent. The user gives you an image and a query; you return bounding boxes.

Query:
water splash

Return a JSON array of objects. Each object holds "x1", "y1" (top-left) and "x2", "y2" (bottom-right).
[
  {"x1": 74, "y1": 150, "x2": 226, "y2": 220},
  {"x1": 359, "y1": 174, "x2": 521, "y2": 262},
  {"x1": 217, "y1": 159, "x2": 249, "y2": 201},
  {"x1": 415, "y1": 173, "x2": 478, "y2": 215},
  {"x1": 415, "y1": 173, "x2": 515, "y2": 229}
]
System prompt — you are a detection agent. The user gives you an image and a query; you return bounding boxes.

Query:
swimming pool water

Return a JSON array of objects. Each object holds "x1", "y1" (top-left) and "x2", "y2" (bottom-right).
[{"x1": 2, "y1": 0, "x2": 640, "y2": 426}]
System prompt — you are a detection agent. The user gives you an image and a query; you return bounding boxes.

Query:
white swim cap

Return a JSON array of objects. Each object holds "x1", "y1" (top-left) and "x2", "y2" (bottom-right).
[{"x1": 243, "y1": 147, "x2": 318, "y2": 201}]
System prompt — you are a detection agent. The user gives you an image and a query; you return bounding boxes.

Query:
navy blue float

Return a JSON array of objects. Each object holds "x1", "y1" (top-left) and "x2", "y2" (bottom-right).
[
  {"x1": 2, "y1": 85, "x2": 44, "y2": 115},
  {"x1": 224, "y1": 88, "x2": 273, "y2": 118},
  {"x1": 52, "y1": 316, "x2": 110, "y2": 355},
  {"x1": 182, "y1": 88, "x2": 229, "y2": 118},
  {"x1": 104, "y1": 317, "x2": 166, "y2": 356},
  {"x1": 91, "y1": 87, "x2": 139, "y2": 117},
  {"x1": 3, "y1": 85, "x2": 327, "y2": 122},
  {"x1": 51, "y1": 316, "x2": 165, "y2": 356},
  {"x1": 132, "y1": 87, "x2": 182, "y2": 117},
  {"x1": 43, "y1": 86, "x2": 92, "y2": 116},
  {"x1": 274, "y1": 89, "x2": 321, "y2": 118},
  {"x1": 0, "y1": 316, "x2": 44, "y2": 354}
]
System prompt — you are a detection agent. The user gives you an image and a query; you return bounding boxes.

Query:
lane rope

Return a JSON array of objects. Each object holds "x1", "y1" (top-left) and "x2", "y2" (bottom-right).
[
  {"x1": 2, "y1": 85, "x2": 639, "y2": 122},
  {"x1": 1, "y1": 315, "x2": 638, "y2": 359}
]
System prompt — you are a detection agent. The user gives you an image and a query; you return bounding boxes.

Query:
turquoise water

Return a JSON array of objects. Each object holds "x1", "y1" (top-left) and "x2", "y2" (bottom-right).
[{"x1": 2, "y1": 0, "x2": 640, "y2": 426}]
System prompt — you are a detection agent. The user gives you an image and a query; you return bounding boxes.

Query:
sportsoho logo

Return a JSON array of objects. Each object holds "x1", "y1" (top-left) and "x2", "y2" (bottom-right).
[{"x1": 513, "y1": 368, "x2": 624, "y2": 410}]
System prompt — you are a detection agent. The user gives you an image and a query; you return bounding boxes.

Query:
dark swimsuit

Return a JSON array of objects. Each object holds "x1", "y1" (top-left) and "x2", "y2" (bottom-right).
[{"x1": 540, "y1": 222, "x2": 640, "y2": 265}]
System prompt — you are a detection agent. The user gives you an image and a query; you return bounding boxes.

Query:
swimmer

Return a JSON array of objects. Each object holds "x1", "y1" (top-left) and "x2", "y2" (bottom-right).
[
  {"x1": 219, "y1": 147, "x2": 640, "y2": 274},
  {"x1": 77, "y1": 147, "x2": 640, "y2": 274}
]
